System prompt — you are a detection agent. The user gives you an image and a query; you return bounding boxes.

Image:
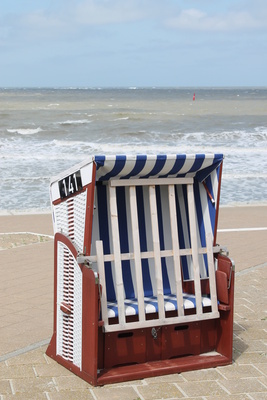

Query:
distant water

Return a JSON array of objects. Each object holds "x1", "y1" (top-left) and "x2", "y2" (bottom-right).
[{"x1": 1, "y1": 87, "x2": 267, "y2": 212}]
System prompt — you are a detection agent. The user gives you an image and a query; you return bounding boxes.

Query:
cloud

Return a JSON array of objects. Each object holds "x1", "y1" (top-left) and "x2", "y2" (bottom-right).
[
  {"x1": 1, "y1": 0, "x2": 267, "y2": 50},
  {"x1": 165, "y1": 8, "x2": 266, "y2": 32},
  {"x1": 74, "y1": 0, "x2": 148, "y2": 25},
  {"x1": 0, "y1": 0, "x2": 154, "y2": 46}
]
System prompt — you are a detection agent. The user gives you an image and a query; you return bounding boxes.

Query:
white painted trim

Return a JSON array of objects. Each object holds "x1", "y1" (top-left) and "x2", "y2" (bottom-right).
[
  {"x1": 109, "y1": 185, "x2": 126, "y2": 326},
  {"x1": 103, "y1": 310, "x2": 220, "y2": 333},
  {"x1": 187, "y1": 184, "x2": 203, "y2": 316},
  {"x1": 96, "y1": 240, "x2": 109, "y2": 326},
  {"x1": 206, "y1": 233, "x2": 218, "y2": 313},
  {"x1": 129, "y1": 185, "x2": 146, "y2": 323},
  {"x1": 149, "y1": 185, "x2": 165, "y2": 320},
  {"x1": 218, "y1": 227, "x2": 267, "y2": 232},
  {"x1": 168, "y1": 184, "x2": 184, "y2": 317},
  {"x1": 110, "y1": 177, "x2": 194, "y2": 187}
]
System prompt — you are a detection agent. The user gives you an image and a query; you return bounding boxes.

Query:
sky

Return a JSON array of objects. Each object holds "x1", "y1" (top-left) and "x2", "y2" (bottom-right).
[{"x1": 0, "y1": 0, "x2": 267, "y2": 88}]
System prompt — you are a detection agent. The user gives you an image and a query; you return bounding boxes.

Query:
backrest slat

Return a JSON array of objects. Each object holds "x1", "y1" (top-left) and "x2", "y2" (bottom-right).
[
  {"x1": 129, "y1": 185, "x2": 146, "y2": 322},
  {"x1": 109, "y1": 185, "x2": 126, "y2": 325},
  {"x1": 168, "y1": 184, "x2": 184, "y2": 317},
  {"x1": 96, "y1": 240, "x2": 109, "y2": 325},
  {"x1": 187, "y1": 183, "x2": 203, "y2": 316},
  {"x1": 206, "y1": 232, "x2": 218, "y2": 313},
  {"x1": 149, "y1": 185, "x2": 165, "y2": 319}
]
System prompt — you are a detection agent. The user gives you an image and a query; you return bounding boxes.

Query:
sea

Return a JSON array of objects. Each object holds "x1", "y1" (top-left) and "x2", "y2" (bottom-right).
[{"x1": 1, "y1": 87, "x2": 267, "y2": 213}]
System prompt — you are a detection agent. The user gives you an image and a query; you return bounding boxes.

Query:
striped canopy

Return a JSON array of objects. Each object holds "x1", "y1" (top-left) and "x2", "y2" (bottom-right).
[{"x1": 93, "y1": 154, "x2": 223, "y2": 183}]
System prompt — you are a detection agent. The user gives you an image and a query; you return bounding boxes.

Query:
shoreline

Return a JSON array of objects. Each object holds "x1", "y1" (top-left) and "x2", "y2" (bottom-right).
[{"x1": 1, "y1": 202, "x2": 267, "y2": 216}]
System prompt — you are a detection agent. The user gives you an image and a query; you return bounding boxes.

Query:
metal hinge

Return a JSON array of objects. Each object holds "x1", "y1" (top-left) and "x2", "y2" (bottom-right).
[
  {"x1": 218, "y1": 245, "x2": 229, "y2": 257},
  {"x1": 77, "y1": 254, "x2": 99, "y2": 285},
  {"x1": 77, "y1": 254, "x2": 93, "y2": 266}
]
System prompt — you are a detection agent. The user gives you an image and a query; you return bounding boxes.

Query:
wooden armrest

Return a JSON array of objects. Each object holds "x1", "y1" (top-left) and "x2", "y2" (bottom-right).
[
  {"x1": 216, "y1": 254, "x2": 234, "y2": 305},
  {"x1": 216, "y1": 270, "x2": 229, "y2": 304}
]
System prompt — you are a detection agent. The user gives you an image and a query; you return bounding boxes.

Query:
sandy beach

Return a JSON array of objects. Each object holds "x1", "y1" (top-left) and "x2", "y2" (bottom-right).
[{"x1": 0, "y1": 205, "x2": 267, "y2": 398}]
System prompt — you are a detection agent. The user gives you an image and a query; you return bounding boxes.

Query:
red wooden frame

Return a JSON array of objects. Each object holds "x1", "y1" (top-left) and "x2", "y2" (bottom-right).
[
  {"x1": 46, "y1": 231, "x2": 234, "y2": 385},
  {"x1": 46, "y1": 159, "x2": 234, "y2": 386}
]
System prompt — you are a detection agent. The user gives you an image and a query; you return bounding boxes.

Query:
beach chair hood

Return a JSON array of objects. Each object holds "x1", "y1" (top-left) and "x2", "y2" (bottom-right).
[{"x1": 93, "y1": 154, "x2": 223, "y2": 182}]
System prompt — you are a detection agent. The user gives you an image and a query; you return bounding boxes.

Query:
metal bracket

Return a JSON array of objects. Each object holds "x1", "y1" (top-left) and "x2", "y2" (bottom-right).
[
  {"x1": 216, "y1": 245, "x2": 229, "y2": 257},
  {"x1": 77, "y1": 253, "x2": 98, "y2": 279},
  {"x1": 77, "y1": 253, "x2": 100, "y2": 288},
  {"x1": 227, "y1": 261, "x2": 235, "y2": 289},
  {"x1": 77, "y1": 254, "x2": 93, "y2": 266}
]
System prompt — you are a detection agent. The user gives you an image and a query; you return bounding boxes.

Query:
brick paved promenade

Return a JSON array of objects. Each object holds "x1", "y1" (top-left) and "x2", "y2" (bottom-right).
[{"x1": 0, "y1": 206, "x2": 266, "y2": 399}]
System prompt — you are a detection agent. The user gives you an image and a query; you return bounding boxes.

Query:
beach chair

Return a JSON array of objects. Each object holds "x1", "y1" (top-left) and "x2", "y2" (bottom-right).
[{"x1": 46, "y1": 154, "x2": 234, "y2": 386}]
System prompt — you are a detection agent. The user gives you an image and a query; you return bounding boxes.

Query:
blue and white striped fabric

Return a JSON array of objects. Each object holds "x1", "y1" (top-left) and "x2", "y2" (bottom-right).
[
  {"x1": 106, "y1": 294, "x2": 212, "y2": 319},
  {"x1": 90, "y1": 154, "x2": 223, "y2": 316},
  {"x1": 93, "y1": 154, "x2": 223, "y2": 183}
]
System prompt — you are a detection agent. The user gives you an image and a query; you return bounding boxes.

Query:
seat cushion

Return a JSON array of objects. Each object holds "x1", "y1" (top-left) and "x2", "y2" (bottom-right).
[{"x1": 106, "y1": 293, "x2": 212, "y2": 319}]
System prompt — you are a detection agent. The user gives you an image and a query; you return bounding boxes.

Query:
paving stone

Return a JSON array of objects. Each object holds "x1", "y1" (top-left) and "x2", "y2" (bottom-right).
[
  {"x1": 137, "y1": 382, "x2": 184, "y2": 399},
  {"x1": 0, "y1": 364, "x2": 35, "y2": 379},
  {"x1": 205, "y1": 395, "x2": 251, "y2": 399},
  {"x1": 254, "y1": 363, "x2": 267, "y2": 376},
  {"x1": 102, "y1": 379, "x2": 143, "y2": 387},
  {"x1": 233, "y1": 322, "x2": 246, "y2": 332},
  {"x1": 237, "y1": 328, "x2": 267, "y2": 341},
  {"x1": 218, "y1": 364, "x2": 264, "y2": 379},
  {"x1": 236, "y1": 352, "x2": 267, "y2": 365},
  {"x1": 175, "y1": 381, "x2": 228, "y2": 397},
  {"x1": 244, "y1": 340, "x2": 267, "y2": 352},
  {"x1": 3, "y1": 394, "x2": 48, "y2": 399},
  {"x1": 11, "y1": 377, "x2": 57, "y2": 394},
  {"x1": 6, "y1": 348, "x2": 48, "y2": 366},
  {"x1": 0, "y1": 379, "x2": 12, "y2": 395},
  {"x1": 233, "y1": 337, "x2": 249, "y2": 354},
  {"x1": 143, "y1": 373, "x2": 184, "y2": 383},
  {"x1": 47, "y1": 390, "x2": 95, "y2": 400},
  {"x1": 92, "y1": 385, "x2": 142, "y2": 400},
  {"x1": 34, "y1": 363, "x2": 73, "y2": 378},
  {"x1": 181, "y1": 368, "x2": 222, "y2": 381},
  {"x1": 248, "y1": 393, "x2": 267, "y2": 400},
  {"x1": 257, "y1": 375, "x2": 267, "y2": 388},
  {"x1": 53, "y1": 375, "x2": 91, "y2": 391},
  {"x1": 219, "y1": 378, "x2": 267, "y2": 394}
]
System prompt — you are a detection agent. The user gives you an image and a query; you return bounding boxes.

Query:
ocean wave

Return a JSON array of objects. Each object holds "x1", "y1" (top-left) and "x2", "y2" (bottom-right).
[
  {"x1": 223, "y1": 173, "x2": 267, "y2": 179},
  {"x1": 0, "y1": 208, "x2": 51, "y2": 216},
  {"x1": 50, "y1": 141, "x2": 267, "y2": 156},
  {"x1": 1, "y1": 176, "x2": 50, "y2": 183},
  {"x1": 0, "y1": 153, "x2": 82, "y2": 161},
  {"x1": 112, "y1": 117, "x2": 130, "y2": 121},
  {"x1": 6, "y1": 127, "x2": 43, "y2": 135},
  {"x1": 57, "y1": 119, "x2": 92, "y2": 125},
  {"x1": 51, "y1": 139, "x2": 95, "y2": 148}
]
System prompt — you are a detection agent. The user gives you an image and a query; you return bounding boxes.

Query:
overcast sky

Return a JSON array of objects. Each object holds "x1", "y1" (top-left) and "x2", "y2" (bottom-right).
[{"x1": 1, "y1": 0, "x2": 267, "y2": 87}]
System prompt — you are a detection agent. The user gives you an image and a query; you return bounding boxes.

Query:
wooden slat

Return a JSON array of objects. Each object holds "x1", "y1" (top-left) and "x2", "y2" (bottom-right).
[
  {"x1": 129, "y1": 185, "x2": 145, "y2": 322},
  {"x1": 149, "y1": 185, "x2": 165, "y2": 320},
  {"x1": 206, "y1": 232, "x2": 218, "y2": 313},
  {"x1": 95, "y1": 240, "x2": 109, "y2": 325},
  {"x1": 168, "y1": 184, "x2": 184, "y2": 316},
  {"x1": 187, "y1": 184, "x2": 202, "y2": 315},
  {"x1": 109, "y1": 185, "x2": 126, "y2": 326},
  {"x1": 103, "y1": 310, "x2": 220, "y2": 333},
  {"x1": 89, "y1": 180, "x2": 222, "y2": 333},
  {"x1": 110, "y1": 177, "x2": 194, "y2": 187},
  {"x1": 86, "y1": 245, "x2": 222, "y2": 264}
]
